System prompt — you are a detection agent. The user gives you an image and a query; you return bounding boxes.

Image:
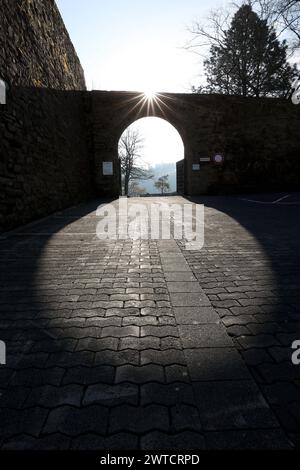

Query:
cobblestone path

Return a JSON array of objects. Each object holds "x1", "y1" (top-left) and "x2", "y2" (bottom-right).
[{"x1": 0, "y1": 195, "x2": 299, "y2": 449}]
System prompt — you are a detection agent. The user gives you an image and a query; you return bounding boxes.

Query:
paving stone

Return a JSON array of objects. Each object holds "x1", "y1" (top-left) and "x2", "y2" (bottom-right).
[
  {"x1": 213, "y1": 300, "x2": 241, "y2": 309},
  {"x1": 141, "y1": 349, "x2": 186, "y2": 366},
  {"x1": 222, "y1": 315, "x2": 256, "y2": 327},
  {"x1": 50, "y1": 326, "x2": 102, "y2": 339},
  {"x1": 85, "y1": 317, "x2": 122, "y2": 327},
  {"x1": 106, "y1": 308, "x2": 139, "y2": 317},
  {"x1": 184, "y1": 348, "x2": 251, "y2": 381},
  {"x1": 160, "y1": 252, "x2": 182, "y2": 259},
  {"x1": 164, "y1": 272, "x2": 197, "y2": 282},
  {"x1": 119, "y1": 337, "x2": 161, "y2": 350},
  {"x1": 262, "y1": 382, "x2": 300, "y2": 405},
  {"x1": 141, "y1": 307, "x2": 173, "y2": 316},
  {"x1": 141, "y1": 431, "x2": 206, "y2": 450},
  {"x1": 165, "y1": 365, "x2": 190, "y2": 383},
  {"x1": 0, "y1": 407, "x2": 48, "y2": 438},
  {"x1": 0, "y1": 387, "x2": 31, "y2": 409},
  {"x1": 174, "y1": 307, "x2": 219, "y2": 325},
  {"x1": 227, "y1": 325, "x2": 250, "y2": 337},
  {"x1": 2, "y1": 434, "x2": 71, "y2": 450},
  {"x1": 158, "y1": 316, "x2": 176, "y2": 326},
  {"x1": 171, "y1": 404, "x2": 202, "y2": 432},
  {"x1": 11, "y1": 367, "x2": 65, "y2": 387},
  {"x1": 170, "y1": 293, "x2": 211, "y2": 307},
  {"x1": 101, "y1": 326, "x2": 139, "y2": 338},
  {"x1": 277, "y1": 332, "x2": 300, "y2": 346},
  {"x1": 268, "y1": 346, "x2": 293, "y2": 363},
  {"x1": 218, "y1": 292, "x2": 248, "y2": 300},
  {"x1": 31, "y1": 339, "x2": 78, "y2": 353},
  {"x1": 193, "y1": 381, "x2": 279, "y2": 430},
  {"x1": 141, "y1": 383, "x2": 195, "y2": 406},
  {"x1": 122, "y1": 316, "x2": 158, "y2": 326},
  {"x1": 83, "y1": 383, "x2": 139, "y2": 406},
  {"x1": 205, "y1": 429, "x2": 292, "y2": 449},
  {"x1": 26, "y1": 384, "x2": 83, "y2": 407},
  {"x1": 163, "y1": 264, "x2": 191, "y2": 272},
  {"x1": 47, "y1": 318, "x2": 87, "y2": 329},
  {"x1": 167, "y1": 282, "x2": 202, "y2": 293},
  {"x1": 115, "y1": 365, "x2": 164, "y2": 384},
  {"x1": 44, "y1": 405, "x2": 109, "y2": 436},
  {"x1": 109, "y1": 405, "x2": 169, "y2": 433},
  {"x1": 241, "y1": 349, "x2": 273, "y2": 366},
  {"x1": 46, "y1": 351, "x2": 95, "y2": 367},
  {"x1": 63, "y1": 366, "x2": 115, "y2": 385},
  {"x1": 141, "y1": 326, "x2": 179, "y2": 338},
  {"x1": 71, "y1": 433, "x2": 139, "y2": 450},
  {"x1": 94, "y1": 350, "x2": 139, "y2": 366},
  {"x1": 160, "y1": 337, "x2": 182, "y2": 350},
  {"x1": 156, "y1": 301, "x2": 172, "y2": 308},
  {"x1": 231, "y1": 306, "x2": 262, "y2": 316},
  {"x1": 238, "y1": 334, "x2": 280, "y2": 349},
  {"x1": 76, "y1": 337, "x2": 119, "y2": 352},
  {"x1": 72, "y1": 308, "x2": 106, "y2": 318},
  {"x1": 178, "y1": 324, "x2": 232, "y2": 348},
  {"x1": 247, "y1": 322, "x2": 283, "y2": 335},
  {"x1": 257, "y1": 363, "x2": 300, "y2": 383}
]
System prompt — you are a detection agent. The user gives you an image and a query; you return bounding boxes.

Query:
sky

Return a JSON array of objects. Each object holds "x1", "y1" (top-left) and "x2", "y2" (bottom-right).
[
  {"x1": 121, "y1": 117, "x2": 185, "y2": 167},
  {"x1": 56, "y1": 0, "x2": 226, "y2": 166},
  {"x1": 55, "y1": 0, "x2": 298, "y2": 168},
  {"x1": 56, "y1": 0, "x2": 226, "y2": 93}
]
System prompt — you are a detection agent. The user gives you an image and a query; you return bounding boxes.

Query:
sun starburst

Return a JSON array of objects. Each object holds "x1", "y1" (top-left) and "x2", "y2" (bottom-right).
[{"x1": 144, "y1": 89, "x2": 156, "y2": 100}]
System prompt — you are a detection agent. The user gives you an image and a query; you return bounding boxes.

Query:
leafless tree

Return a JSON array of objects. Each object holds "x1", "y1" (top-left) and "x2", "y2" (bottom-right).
[
  {"x1": 119, "y1": 129, "x2": 153, "y2": 196},
  {"x1": 129, "y1": 182, "x2": 147, "y2": 197}
]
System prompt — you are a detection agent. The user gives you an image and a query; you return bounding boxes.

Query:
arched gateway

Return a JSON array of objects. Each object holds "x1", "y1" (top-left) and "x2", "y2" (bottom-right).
[{"x1": 91, "y1": 91, "x2": 300, "y2": 197}]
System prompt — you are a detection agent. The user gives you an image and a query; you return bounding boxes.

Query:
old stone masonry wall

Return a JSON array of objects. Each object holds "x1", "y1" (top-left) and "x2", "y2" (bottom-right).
[
  {"x1": 0, "y1": 87, "x2": 94, "y2": 233},
  {"x1": 0, "y1": 0, "x2": 86, "y2": 90},
  {"x1": 0, "y1": 0, "x2": 92, "y2": 233}
]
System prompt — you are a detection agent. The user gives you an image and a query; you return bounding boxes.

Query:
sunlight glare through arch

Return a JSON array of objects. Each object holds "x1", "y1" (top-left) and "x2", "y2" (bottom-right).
[{"x1": 144, "y1": 89, "x2": 157, "y2": 100}]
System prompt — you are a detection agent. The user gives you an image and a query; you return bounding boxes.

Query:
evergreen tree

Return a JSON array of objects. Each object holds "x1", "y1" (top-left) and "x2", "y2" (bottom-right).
[{"x1": 204, "y1": 4, "x2": 297, "y2": 97}]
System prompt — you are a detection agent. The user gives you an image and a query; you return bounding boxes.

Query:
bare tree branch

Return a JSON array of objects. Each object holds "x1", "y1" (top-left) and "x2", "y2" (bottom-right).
[{"x1": 119, "y1": 129, "x2": 153, "y2": 196}]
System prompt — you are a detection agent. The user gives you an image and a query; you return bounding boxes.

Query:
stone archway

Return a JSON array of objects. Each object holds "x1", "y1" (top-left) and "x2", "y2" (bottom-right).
[
  {"x1": 90, "y1": 90, "x2": 300, "y2": 197},
  {"x1": 117, "y1": 115, "x2": 185, "y2": 197},
  {"x1": 91, "y1": 91, "x2": 189, "y2": 197}
]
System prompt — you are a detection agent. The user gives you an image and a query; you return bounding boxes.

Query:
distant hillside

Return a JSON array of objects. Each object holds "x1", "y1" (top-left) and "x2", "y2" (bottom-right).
[{"x1": 134, "y1": 163, "x2": 177, "y2": 194}]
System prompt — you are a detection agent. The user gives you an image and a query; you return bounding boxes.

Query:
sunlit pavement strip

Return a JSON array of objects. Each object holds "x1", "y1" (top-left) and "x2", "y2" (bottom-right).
[
  {"x1": 0, "y1": 197, "x2": 294, "y2": 449},
  {"x1": 161, "y1": 240, "x2": 286, "y2": 435}
]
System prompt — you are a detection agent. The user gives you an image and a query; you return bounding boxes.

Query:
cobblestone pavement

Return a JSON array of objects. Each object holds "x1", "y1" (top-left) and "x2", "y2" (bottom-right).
[{"x1": 0, "y1": 195, "x2": 299, "y2": 450}]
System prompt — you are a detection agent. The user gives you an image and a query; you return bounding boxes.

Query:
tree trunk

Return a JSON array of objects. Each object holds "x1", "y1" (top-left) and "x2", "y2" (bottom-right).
[{"x1": 124, "y1": 176, "x2": 129, "y2": 196}]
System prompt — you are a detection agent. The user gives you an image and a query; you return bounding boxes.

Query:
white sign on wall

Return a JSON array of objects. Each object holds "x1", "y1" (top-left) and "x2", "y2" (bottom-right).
[
  {"x1": 103, "y1": 162, "x2": 113, "y2": 176},
  {"x1": 0, "y1": 340, "x2": 6, "y2": 365},
  {"x1": 0, "y1": 79, "x2": 6, "y2": 105}
]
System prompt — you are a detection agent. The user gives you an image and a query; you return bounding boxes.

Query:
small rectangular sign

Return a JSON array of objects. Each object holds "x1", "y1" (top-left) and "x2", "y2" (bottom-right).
[
  {"x1": 103, "y1": 162, "x2": 113, "y2": 176},
  {"x1": 192, "y1": 164, "x2": 200, "y2": 171},
  {"x1": 200, "y1": 157, "x2": 211, "y2": 163},
  {"x1": 0, "y1": 79, "x2": 6, "y2": 105}
]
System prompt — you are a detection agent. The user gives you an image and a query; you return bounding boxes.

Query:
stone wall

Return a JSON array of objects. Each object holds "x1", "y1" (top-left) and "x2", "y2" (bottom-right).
[
  {"x1": 176, "y1": 160, "x2": 184, "y2": 194},
  {"x1": 90, "y1": 91, "x2": 300, "y2": 196},
  {"x1": 0, "y1": 0, "x2": 91, "y2": 233},
  {"x1": 0, "y1": 87, "x2": 94, "y2": 233},
  {"x1": 0, "y1": 0, "x2": 86, "y2": 90}
]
